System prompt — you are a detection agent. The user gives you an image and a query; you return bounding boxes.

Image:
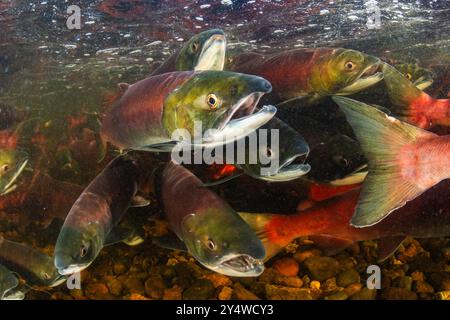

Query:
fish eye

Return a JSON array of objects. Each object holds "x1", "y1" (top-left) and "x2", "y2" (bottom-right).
[
  {"x1": 344, "y1": 61, "x2": 356, "y2": 70},
  {"x1": 206, "y1": 238, "x2": 216, "y2": 251},
  {"x1": 191, "y1": 41, "x2": 199, "y2": 52},
  {"x1": 1, "y1": 164, "x2": 9, "y2": 173},
  {"x1": 80, "y1": 245, "x2": 88, "y2": 258},
  {"x1": 405, "y1": 73, "x2": 412, "y2": 80},
  {"x1": 206, "y1": 94, "x2": 220, "y2": 110}
]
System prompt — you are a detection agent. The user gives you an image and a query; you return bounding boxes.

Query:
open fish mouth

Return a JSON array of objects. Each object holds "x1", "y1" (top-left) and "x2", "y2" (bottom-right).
[
  {"x1": 212, "y1": 254, "x2": 265, "y2": 277},
  {"x1": 337, "y1": 61, "x2": 384, "y2": 95},
  {"x1": 195, "y1": 34, "x2": 226, "y2": 71},
  {"x1": 0, "y1": 157, "x2": 28, "y2": 195},
  {"x1": 259, "y1": 153, "x2": 311, "y2": 182},
  {"x1": 201, "y1": 93, "x2": 276, "y2": 148},
  {"x1": 56, "y1": 263, "x2": 89, "y2": 276},
  {"x1": 413, "y1": 76, "x2": 433, "y2": 90}
]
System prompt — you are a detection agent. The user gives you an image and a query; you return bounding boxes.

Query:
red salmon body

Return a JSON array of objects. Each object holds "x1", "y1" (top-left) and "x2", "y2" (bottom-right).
[
  {"x1": 228, "y1": 48, "x2": 332, "y2": 103},
  {"x1": 100, "y1": 71, "x2": 195, "y2": 149}
]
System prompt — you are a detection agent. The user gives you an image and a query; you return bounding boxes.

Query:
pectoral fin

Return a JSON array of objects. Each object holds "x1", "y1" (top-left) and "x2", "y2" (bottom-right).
[
  {"x1": 105, "y1": 226, "x2": 144, "y2": 247},
  {"x1": 377, "y1": 236, "x2": 406, "y2": 262},
  {"x1": 152, "y1": 233, "x2": 188, "y2": 252}
]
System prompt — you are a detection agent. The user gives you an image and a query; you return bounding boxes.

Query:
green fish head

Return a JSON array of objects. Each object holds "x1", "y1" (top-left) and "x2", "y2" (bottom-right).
[
  {"x1": 239, "y1": 118, "x2": 311, "y2": 182},
  {"x1": 180, "y1": 207, "x2": 266, "y2": 277},
  {"x1": 163, "y1": 70, "x2": 273, "y2": 146},
  {"x1": 394, "y1": 63, "x2": 434, "y2": 90},
  {"x1": 0, "y1": 149, "x2": 28, "y2": 195},
  {"x1": 312, "y1": 48, "x2": 384, "y2": 95},
  {"x1": 176, "y1": 29, "x2": 226, "y2": 71},
  {"x1": 54, "y1": 223, "x2": 104, "y2": 275}
]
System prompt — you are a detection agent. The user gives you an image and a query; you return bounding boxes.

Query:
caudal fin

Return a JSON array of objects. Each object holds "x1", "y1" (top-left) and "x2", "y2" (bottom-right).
[{"x1": 332, "y1": 96, "x2": 436, "y2": 227}]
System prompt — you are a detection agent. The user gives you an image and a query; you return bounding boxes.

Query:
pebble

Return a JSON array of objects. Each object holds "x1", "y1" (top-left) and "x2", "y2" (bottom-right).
[
  {"x1": 163, "y1": 286, "x2": 183, "y2": 300},
  {"x1": 104, "y1": 276, "x2": 123, "y2": 296},
  {"x1": 324, "y1": 291, "x2": 348, "y2": 300},
  {"x1": 84, "y1": 282, "x2": 113, "y2": 300},
  {"x1": 218, "y1": 287, "x2": 233, "y2": 300},
  {"x1": 265, "y1": 284, "x2": 313, "y2": 300},
  {"x1": 183, "y1": 279, "x2": 215, "y2": 300},
  {"x1": 303, "y1": 257, "x2": 340, "y2": 281},
  {"x1": 273, "y1": 275, "x2": 303, "y2": 288},
  {"x1": 233, "y1": 282, "x2": 260, "y2": 300},
  {"x1": 293, "y1": 248, "x2": 321, "y2": 263},
  {"x1": 273, "y1": 257, "x2": 299, "y2": 277},
  {"x1": 336, "y1": 269, "x2": 360, "y2": 287},
  {"x1": 381, "y1": 287, "x2": 418, "y2": 300},
  {"x1": 413, "y1": 280, "x2": 434, "y2": 294},
  {"x1": 343, "y1": 283, "x2": 363, "y2": 297},
  {"x1": 145, "y1": 275, "x2": 166, "y2": 299},
  {"x1": 395, "y1": 276, "x2": 413, "y2": 291},
  {"x1": 203, "y1": 273, "x2": 232, "y2": 288},
  {"x1": 122, "y1": 276, "x2": 145, "y2": 295},
  {"x1": 350, "y1": 287, "x2": 377, "y2": 300},
  {"x1": 113, "y1": 262, "x2": 127, "y2": 275}
]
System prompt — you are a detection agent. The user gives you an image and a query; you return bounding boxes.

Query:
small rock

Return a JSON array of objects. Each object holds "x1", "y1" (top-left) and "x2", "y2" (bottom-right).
[
  {"x1": 163, "y1": 286, "x2": 183, "y2": 300},
  {"x1": 218, "y1": 286, "x2": 233, "y2": 300},
  {"x1": 325, "y1": 291, "x2": 348, "y2": 300},
  {"x1": 123, "y1": 276, "x2": 145, "y2": 295},
  {"x1": 233, "y1": 282, "x2": 260, "y2": 300},
  {"x1": 145, "y1": 275, "x2": 166, "y2": 299},
  {"x1": 113, "y1": 262, "x2": 127, "y2": 275},
  {"x1": 322, "y1": 278, "x2": 340, "y2": 295},
  {"x1": 303, "y1": 257, "x2": 340, "y2": 281},
  {"x1": 273, "y1": 257, "x2": 299, "y2": 277},
  {"x1": 293, "y1": 248, "x2": 321, "y2": 263},
  {"x1": 350, "y1": 287, "x2": 377, "y2": 300},
  {"x1": 258, "y1": 268, "x2": 277, "y2": 283},
  {"x1": 413, "y1": 281, "x2": 434, "y2": 294},
  {"x1": 84, "y1": 282, "x2": 112, "y2": 300},
  {"x1": 273, "y1": 275, "x2": 303, "y2": 288},
  {"x1": 203, "y1": 273, "x2": 232, "y2": 288},
  {"x1": 410, "y1": 271, "x2": 424, "y2": 281},
  {"x1": 183, "y1": 279, "x2": 215, "y2": 300},
  {"x1": 395, "y1": 276, "x2": 413, "y2": 291},
  {"x1": 435, "y1": 291, "x2": 450, "y2": 300},
  {"x1": 265, "y1": 284, "x2": 313, "y2": 300},
  {"x1": 336, "y1": 269, "x2": 360, "y2": 287},
  {"x1": 105, "y1": 276, "x2": 123, "y2": 296},
  {"x1": 127, "y1": 293, "x2": 150, "y2": 300},
  {"x1": 343, "y1": 283, "x2": 363, "y2": 297},
  {"x1": 381, "y1": 287, "x2": 417, "y2": 300}
]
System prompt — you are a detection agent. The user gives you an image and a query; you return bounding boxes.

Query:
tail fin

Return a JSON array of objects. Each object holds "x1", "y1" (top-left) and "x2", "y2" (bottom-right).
[
  {"x1": 238, "y1": 212, "x2": 288, "y2": 261},
  {"x1": 332, "y1": 96, "x2": 436, "y2": 227}
]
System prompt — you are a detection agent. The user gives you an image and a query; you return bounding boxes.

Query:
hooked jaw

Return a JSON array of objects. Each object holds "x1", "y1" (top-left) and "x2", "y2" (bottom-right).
[
  {"x1": 54, "y1": 252, "x2": 90, "y2": 275},
  {"x1": 209, "y1": 253, "x2": 265, "y2": 277},
  {"x1": 202, "y1": 79, "x2": 275, "y2": 147},
  {"x1": 195, "y1": 33, "x2": 227, "y2": 71}
]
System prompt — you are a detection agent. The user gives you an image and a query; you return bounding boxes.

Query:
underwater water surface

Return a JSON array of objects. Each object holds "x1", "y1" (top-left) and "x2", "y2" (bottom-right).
[{"x1": 0, "y1": 0, "x2": 449, "y2": 300}]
